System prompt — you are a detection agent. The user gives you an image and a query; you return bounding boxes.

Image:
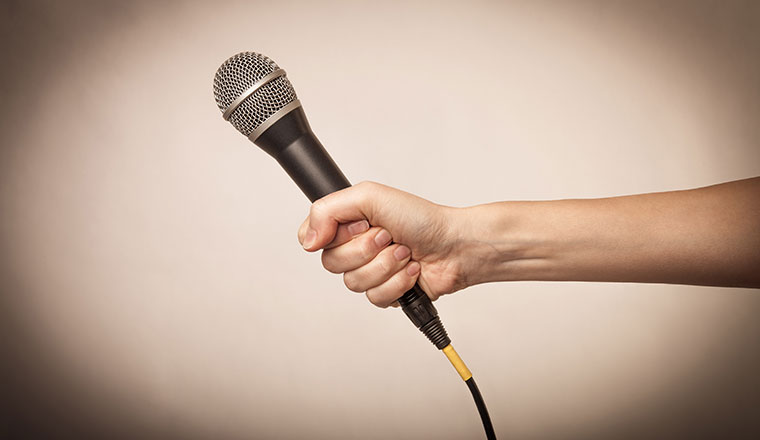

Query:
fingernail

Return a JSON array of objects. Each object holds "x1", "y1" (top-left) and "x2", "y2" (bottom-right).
[
  {"x1": 347, "y1": 220, "x2": 369, "y2": 236},
  {"x1": 393, "y1": 245, "x2": 411, "y2": 261},
  {"x1": 374, "y1": 229, "x2": 392, "y2": 247},
  {"x1": 303, "y1": 228, "x2": 317, "y2": 249},
  {"x1": 407, "y1": 262, "x2": 420, "y2": 276}
]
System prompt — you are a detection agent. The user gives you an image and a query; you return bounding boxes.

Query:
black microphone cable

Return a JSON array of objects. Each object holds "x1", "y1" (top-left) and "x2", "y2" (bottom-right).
[
  {"x1": 398, "y1": 285, "x2": 496, "y2": 440},
  {"x1": 213, "y1": 51, "x2": 497, "y2": 440},
  {"x1": 444, "y1": 345, "x2": 496, "y2": 440}
]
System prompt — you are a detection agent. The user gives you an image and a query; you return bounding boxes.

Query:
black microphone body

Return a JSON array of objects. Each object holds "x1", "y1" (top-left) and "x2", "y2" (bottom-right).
[
  {"x1": 256, "y1": 106, "x2": 350, "y2": 202},
  {"x1": 255, "y1": 106, "x2": 451, "y2": 349}
]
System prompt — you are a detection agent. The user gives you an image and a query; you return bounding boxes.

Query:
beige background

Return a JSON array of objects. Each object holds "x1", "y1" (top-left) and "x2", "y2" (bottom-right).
[{"x1": 2, "y1": 1, "x2": 759, "y2": 438}]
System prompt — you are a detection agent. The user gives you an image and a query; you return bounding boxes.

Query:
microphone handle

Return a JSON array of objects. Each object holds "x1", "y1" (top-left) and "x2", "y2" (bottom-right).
[{"x1": 255, "y1": 106, "x2": 451, "y2": 349}]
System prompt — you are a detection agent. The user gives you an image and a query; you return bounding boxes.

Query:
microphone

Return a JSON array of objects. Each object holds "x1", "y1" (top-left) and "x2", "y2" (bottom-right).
[
  {"x1": 212, "y1": 52, "x2": 497, "y2": 440},
  {"x1": 212, "y1": 51, "x2": 451, "y2": 349}
]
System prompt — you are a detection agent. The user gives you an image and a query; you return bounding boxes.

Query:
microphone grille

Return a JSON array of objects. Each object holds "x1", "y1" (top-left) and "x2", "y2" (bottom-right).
[{"x1": 213, "y1": 52, "x2": 298, "y2": 137}]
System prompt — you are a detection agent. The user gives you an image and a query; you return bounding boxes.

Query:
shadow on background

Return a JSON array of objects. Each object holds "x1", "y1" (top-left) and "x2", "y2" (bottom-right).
[{"x1": 1, "y1": 1, "x2": 759, "y2": 438}]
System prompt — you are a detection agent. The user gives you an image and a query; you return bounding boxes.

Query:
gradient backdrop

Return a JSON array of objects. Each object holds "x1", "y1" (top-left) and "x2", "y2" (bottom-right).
[{"x1": 2, "y1": 1, "x2": 759, "y2": 439}]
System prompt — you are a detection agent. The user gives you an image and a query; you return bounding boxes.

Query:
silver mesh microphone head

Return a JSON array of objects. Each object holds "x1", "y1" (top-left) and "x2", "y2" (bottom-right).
[{"x1": 213, "y1": 52, "x2": 300, "y2": 141}]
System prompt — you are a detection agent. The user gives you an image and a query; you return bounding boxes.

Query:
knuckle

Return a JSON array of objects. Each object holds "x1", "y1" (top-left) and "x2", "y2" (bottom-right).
[
  {"x1": 393, "y1": 271, "x2": 413, "y2": 292},
  {"x1": 343, "y1": 272, "x2": 364, "y2": 293},
  {"x1": 309, "y1": 199, "x2": 326, "y2": 217},
  {"x1": 375, "y1": 251, "x2": 392, "y2": 274},
  {"x1": 321, "y1": 251, "x2": 342, "y2": 274},
  {"x1": 365, "y1": 290, "x2": 386, "y2": 308},
  {"x1": 359, "y1": 236, "x2": 376, "y2": 260},
  {"x1": 356, "y1": 180, "x2": 378, "y2": 192}
]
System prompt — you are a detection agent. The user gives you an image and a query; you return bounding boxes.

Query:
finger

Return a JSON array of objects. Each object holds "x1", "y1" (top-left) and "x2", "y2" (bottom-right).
[
  {"x1": 325, "y1": 220, "x2": 369, "y2": 250},
  {"x1": 342, "y1": 244, "x2": 412, "y2": 292},
  {"x1": 321, "y1": 227, "x2": 392, "y2": 274},
  {"x1": 303, "y1": 182, "x2": 382, "y2": 251},
  {"x1": 297, "y1": 216, "x2": 311, "y2": 246},
  {"x1": 299, "y1": 216, "x2": 369, "y2": 252},
  {"x1": 365, "y1": 261, "x2": 421, "y2": 308}
]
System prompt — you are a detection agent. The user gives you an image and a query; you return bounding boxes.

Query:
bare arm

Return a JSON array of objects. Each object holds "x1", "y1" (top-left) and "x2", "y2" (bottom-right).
[
  {"x1": 298, "y1": 178, "x2": 760, "y2": 307},
  {"x1": 459, "y1": 177, "x2": 760, "y2": 288}
]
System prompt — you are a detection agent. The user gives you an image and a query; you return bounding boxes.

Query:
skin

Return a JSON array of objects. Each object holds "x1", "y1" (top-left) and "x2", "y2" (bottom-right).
[{"x1": 297, "y1": 178, "x2": 760, "y2": 308}]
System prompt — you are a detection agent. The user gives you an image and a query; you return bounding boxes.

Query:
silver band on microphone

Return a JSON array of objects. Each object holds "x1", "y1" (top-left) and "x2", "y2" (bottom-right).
[
  {"x1": 247, "y1": 99, "x2": 302, "y2": 143},
  {"x1": 222, "y1": 68, "x2": 287, "y2": 120}
]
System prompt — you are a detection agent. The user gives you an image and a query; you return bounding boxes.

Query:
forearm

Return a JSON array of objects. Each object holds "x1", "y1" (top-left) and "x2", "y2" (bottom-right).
[{"x1": 455, "y1": 177, "x2": 760, "y2": 288}]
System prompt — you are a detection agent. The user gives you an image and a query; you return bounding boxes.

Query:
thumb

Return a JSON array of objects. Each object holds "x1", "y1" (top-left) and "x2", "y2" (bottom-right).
[{"x1": 302, "y1": 182, "x2": 380, "y2": 251}]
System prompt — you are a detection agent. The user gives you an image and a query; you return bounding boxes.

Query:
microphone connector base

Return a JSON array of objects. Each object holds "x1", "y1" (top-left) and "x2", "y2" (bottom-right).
[{"x1": 398, "y1": 284, "x2": 451, "y2": 349}]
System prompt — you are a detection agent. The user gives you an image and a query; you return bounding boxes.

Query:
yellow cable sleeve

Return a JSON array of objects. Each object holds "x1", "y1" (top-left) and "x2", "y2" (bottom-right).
[{"x1": 442, "y1": 344, "x2": 472, "y2": 381}]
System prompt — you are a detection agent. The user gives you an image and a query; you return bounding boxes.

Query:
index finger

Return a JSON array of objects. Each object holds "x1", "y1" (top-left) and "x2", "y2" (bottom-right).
[
  {"x1": 325, "y1": 220, "x2": 370, "y2": 249},
  {"x1": 303, "y1": 183, "x2": 381, "y2": 251}
]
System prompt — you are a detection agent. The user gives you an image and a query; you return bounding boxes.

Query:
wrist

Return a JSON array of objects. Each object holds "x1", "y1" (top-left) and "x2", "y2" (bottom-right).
[{"x1": 450, "y1": 201, "x2": 557, "y2": 287}]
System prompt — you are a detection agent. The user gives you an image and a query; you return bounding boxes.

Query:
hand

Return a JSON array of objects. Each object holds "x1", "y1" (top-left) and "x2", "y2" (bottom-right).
[{"x1": 297, "y1": 181, "x2": 468, "y2": 308}]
